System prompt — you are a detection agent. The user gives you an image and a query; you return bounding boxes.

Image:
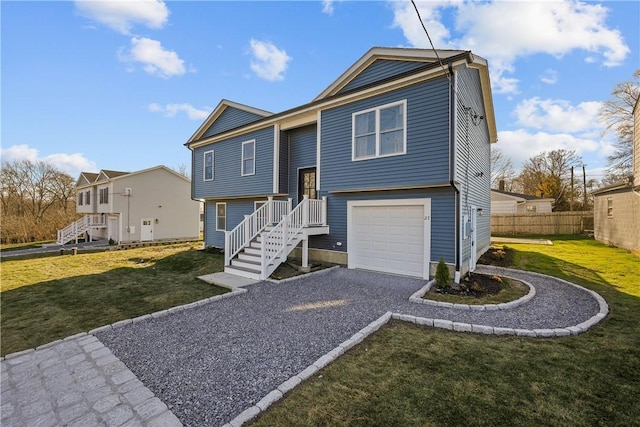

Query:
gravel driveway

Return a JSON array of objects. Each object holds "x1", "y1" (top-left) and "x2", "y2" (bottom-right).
[{"x1": 96, "y1": 267, "x2": 601, "y2": 426}]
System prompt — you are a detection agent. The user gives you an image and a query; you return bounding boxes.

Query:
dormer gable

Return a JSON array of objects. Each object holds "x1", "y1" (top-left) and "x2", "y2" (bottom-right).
[
  {"x1": 76, "y1": 172, "x2": 98, "y2": 187},
  {"x1": 186, "y1": 99, "x2": 272, "y2": 144}
]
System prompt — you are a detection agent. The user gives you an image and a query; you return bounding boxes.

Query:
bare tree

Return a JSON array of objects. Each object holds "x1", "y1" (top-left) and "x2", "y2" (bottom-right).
[
  {"x1": 0, "y1": 160, "x2": 78, "y2": 243},
  {"x1": 173, "y1": 163, "x2": 191, "y2": 179},
  {"x1": 516, "y1": 149, "x2": 583, "y2": 211},
  {"x1": 490, "y1": 147, "x2": 516, "y2": 190},
  {"x1": 599, "y1": 69, "x2": 640, "y2": 181}
]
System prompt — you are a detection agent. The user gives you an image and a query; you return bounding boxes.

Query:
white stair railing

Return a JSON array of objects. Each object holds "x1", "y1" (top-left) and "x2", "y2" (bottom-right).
[
  {"x1": 224, "y1": 198, "x2": 291, "y2": 266},
  {"x1": 57, "y1": 216, "x2": 89, "y2": 245},
  {"x1": 260, "y1": 196, "x2": 314, "y2": 279}
]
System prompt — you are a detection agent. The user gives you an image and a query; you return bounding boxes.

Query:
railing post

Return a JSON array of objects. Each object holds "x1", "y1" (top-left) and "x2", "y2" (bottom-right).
[
  {"x1": 302, "y1": 195, "x2": 309, "y2": 227},
  {"x1": 244, "y1": 215, "x2": 251, "y2": 245},
  {"x1": 288, "y1": 198, "x2": 293, "y2": 214},
  {"x1": 260, "y1": 232, "x2": 267, "y2": 279},
  {"x1": 321, "y1": 196, "x2": 328, "y2": 226},
  {"x1": 224, "y1": 231, "x2": 230, "y2": 266},
  {"x1": 268, "y1": 196, "x2": 274, "y2": 225},
  {"x1": 282, "y1": 215, "x2": 289, "y2": 263}
]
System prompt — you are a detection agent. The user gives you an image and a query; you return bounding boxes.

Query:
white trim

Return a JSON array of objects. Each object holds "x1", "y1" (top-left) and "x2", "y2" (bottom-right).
[
  {"x1": 273, "y1": 125, "x2": 280, "y2": 193},
  {"x1": 241, "y1": 140, "x2": 256, "y2": 176},
  {"x1": 316, "y1": 110, "x2": 321, "y2": 192},
  {"x1": 216, "y1": 202, "x2": 227, "y2": 231},
  {"x1": 203, "y1": 150, "x2": 214, "y2": 181},
  {"x1": 347, "y1": 198, "x2": 431, "y2": 279},
  {"x1": 352, "y1": 100, "x2": 407, "y2": 161}
]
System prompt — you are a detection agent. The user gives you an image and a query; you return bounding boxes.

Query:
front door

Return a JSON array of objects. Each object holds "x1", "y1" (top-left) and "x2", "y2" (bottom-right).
[
  {"x1": 141, "y1": 218, "x2": 154, "y2": 241},
  {"x1": 298, "y1": 167, "x2": 317, "y2": 203}
]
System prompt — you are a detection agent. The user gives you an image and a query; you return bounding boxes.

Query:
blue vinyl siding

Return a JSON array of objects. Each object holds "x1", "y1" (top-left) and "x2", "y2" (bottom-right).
[
  {"x1": 278, "y1": 130, "x2": 289, "y2": 194},
  {"x1": 202, "y1": 107, "x2": 267, "y2": 139},
  {"x1": 310, "y1": 188, "x2": 456, "y2": 265},
  {"x1": 453, "y1": 67, "x2": 492, "y2": 268},
  {"x1": 338, "y1": 60, "x2": 426, "y2": 94},
  {"x1": 193, "y1": 127, "x2": 274, "y2": 199},
  {"x1": 321, "y1": 77, "x2": 450, "y2": 192},
  {"x1": 204, "y1": 199, "x2": 262, "y2": 248},
  {"x1": 287, "y1": 124, "x2": 317, "y2": 206}
]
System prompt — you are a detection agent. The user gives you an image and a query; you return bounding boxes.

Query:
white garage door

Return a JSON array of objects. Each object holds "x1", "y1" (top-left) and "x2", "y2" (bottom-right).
[{"x1": 348, "y1": 199, "x2": 431, "y2": 279}]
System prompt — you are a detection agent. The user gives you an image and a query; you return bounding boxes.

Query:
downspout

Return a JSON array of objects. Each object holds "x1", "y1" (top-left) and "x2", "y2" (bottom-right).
[{"x1": 448, "y1": 62, "x2": 462, "y2": 283}]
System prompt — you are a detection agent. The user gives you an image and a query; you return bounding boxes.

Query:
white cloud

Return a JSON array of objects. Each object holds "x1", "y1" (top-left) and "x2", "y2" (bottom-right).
[
  {"x1": 497, "y1": 129, "x2": 601, "y2": 170},
  {"x1": 75, "y1": 0, "x2": 169, "y2": 34},
  {"x1": 118, "y1": 37, "x2": 186, "y2": 78},
  {"x1": 148, "y1": 103, "x2": 210, "y2": 120},
  {"x1": 1, "y1": 144, "x2": 97, "y2": 177},
  {"x1": 514, "y1": 97, "x2": 602, "y2": 134},
  {"x1": 322, "y1": 0, "x2": 344, "y2": 15},
  {"x1": 540, "y1": 69, "x2": 558, "y2": 85},
  {"x1": 249, "y1": 39, "x2": 291, "y2": 82},
  {"x1": 390, "y1": 0, "x2": 629, "y2": 94}
]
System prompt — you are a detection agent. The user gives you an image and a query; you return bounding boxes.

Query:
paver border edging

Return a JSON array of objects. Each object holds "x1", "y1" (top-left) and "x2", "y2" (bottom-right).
[
  {"x1": 0, "y1": 288, "x2": 247, "y2": 361},
  {"x1": 226, "y1": 267, "x2": 610, "y2": 426},
  {"x1": 409, "y1": 276, "x2": 536, "y2": 311}
]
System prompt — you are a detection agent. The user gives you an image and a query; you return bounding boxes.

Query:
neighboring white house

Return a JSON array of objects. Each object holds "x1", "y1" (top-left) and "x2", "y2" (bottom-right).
[
  {"x1": 592, "y1": 98, "x2": 640, "y2": 251},
  {"x1": 58, "y1": 165, "x2": 200, "y2": 244},
  {"x1": 491, "y1": 189, "x2": 554, "y2": 215}
]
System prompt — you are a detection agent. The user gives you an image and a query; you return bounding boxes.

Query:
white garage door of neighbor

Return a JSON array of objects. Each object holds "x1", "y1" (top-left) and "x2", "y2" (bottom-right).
[{"x1": 348, "y1": 199, "x2": 431, "y2": 279}]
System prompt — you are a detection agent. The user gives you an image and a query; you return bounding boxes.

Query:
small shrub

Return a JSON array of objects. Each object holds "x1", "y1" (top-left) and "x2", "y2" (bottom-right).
[
  {"x1": 435, "y1": 259, "x2": 451, "y2": 290},
  {"x1": 108, "y1": 237, "x2": 115, "y2": 245}
]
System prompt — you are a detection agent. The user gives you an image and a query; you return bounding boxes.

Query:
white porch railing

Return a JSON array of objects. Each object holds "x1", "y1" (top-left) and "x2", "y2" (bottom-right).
[
  {"x1": 224, "y1": 197, "x2": 291, "y2": 266},
  {"x1": 57, "y1": 214, "x2": 106, "y2": 245},
  {"x1": 260, "y1": 196, "x2": 327, "y2": 279}
]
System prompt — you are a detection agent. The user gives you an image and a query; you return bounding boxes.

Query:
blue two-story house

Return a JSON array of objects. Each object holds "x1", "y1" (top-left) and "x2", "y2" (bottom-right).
[{"x1": 186, "y1": 47, "x2": 497, "y2": 281}]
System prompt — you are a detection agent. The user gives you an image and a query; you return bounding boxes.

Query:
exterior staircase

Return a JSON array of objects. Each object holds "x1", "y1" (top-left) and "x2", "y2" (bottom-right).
[
  {"x1": 57, "y1": 215, "x2": 106, "y2": 245},
  {"x1": 224, "y1": 196, "x2": 328, "y2": 280}
]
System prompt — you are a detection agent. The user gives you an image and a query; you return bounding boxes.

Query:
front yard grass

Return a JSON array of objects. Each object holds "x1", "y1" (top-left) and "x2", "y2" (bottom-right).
[
  {"x1": 0, "y1": 243, "x2": 226, "y2": 356},
  {"x1": 249, "y1": 236, "x2": 640, "y2": 426}
]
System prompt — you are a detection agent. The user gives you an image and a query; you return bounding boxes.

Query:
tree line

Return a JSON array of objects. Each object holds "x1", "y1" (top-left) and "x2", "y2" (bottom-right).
[{"x1": 1, "y1": 160, "x2": 79, "y2": 244}]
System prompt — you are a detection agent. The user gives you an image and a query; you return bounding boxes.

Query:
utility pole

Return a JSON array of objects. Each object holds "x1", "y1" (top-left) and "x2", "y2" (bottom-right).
[
  {"x1": 570, "y1": 166, "x2": 574, "y2": 211},
  {"x1": 583, "y1": 165, "x2": 588, "y2": 210}
]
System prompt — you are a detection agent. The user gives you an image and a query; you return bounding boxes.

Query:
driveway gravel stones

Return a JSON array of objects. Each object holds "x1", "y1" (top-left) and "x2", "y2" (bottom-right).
[{"x1": 1, "y1": 266, "x2": 606, "y2": 427}]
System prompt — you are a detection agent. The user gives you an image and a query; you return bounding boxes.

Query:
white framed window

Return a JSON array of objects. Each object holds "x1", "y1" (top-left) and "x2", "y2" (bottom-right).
[
  {"x1": 607, "y1": 198, "x2": 613, "y2": 217},
  {"x1": 216, "y1": 202, "x2": 226, "y2": 231},
  {"x1": 242, "y1": 140, "x2": 256, "y2": 176},
  {"x1": 352, "y1": 100, "x2": 406, "y2": 161},
  {"x1": 99, "y1": 188, "x2": 109, "y2": 204},
  {"x1": 204, "y1": 150, "x2": 214, "y2": 181},
  {"x1": 85, "y1": 191, "x2": 91, "y2": 205},
  {"x1": 78, "y1": 193, "x2": 83, "y2": 206}
]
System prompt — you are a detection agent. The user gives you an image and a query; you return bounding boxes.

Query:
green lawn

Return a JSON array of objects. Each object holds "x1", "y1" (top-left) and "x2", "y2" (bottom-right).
[
  {"x1": 0, "y1": 243, "x2": 227, "y2": 356},
  {"x1": 250, "y1": 236, "x2": 640, "y2": 426}
]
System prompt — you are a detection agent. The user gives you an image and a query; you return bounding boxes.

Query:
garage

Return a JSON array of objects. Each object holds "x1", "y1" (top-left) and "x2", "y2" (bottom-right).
[{"x1": 347, "y1": 199, "x2": 431, "y2": 279}]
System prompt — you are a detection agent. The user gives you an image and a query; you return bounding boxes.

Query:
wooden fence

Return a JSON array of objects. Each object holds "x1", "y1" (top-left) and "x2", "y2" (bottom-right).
[{"x1": 491, "y1": 211, "x2": 594, "y2": 235}]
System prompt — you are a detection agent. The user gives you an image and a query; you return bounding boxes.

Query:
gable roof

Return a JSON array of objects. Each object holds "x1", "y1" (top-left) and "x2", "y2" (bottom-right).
[
  {"x1": 491, "y1": 189, "x2": 555, "y2": 202},
  {"x1": 76, "y1": 166, "x2": 190, "y2": 189},
  {"x1": 77, "y1": 172, "x2": 98, "y2": 186},
  {"x1": 186, "y1": 47, "x2": 497, "y2": 148},
  {"x1": 186, "y1": 99, "x2": 273, "y2": 144}
]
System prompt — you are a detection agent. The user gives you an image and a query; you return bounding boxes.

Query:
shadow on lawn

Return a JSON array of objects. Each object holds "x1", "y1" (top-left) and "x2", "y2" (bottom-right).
[{"x1": 0, "y1": 251, "x2": 227, "y2": 356}]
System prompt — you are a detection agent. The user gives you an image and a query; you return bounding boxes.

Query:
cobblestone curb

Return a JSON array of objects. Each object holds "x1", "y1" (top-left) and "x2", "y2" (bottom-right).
[
  {"x1": 409, "y1": 275, "x2": 536, "y2": 311},
  {"x1": 224, "y1": 269, "x2": 610, "y2": 426},
  {"x1": 266, "y1": 265, "x2": 341, "y2": 284}
]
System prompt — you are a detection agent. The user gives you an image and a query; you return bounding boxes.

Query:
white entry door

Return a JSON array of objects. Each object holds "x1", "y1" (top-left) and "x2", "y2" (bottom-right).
[
  {"x1": 348, "y1": 199, "x2": 431, "y2": 279},
  {"x1": 141, "y1": 218, "x2": 154, "y2": 241}
]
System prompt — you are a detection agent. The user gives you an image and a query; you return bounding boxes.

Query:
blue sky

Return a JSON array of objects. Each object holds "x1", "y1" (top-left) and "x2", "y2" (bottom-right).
[{"x1": 2, "y1": 0, "x2": 638, "y2": 183}]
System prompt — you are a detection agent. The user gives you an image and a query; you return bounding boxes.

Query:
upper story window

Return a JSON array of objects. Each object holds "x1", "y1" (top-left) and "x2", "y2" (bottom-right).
[
  {"x1": 78, "y1": 193, "x2": 84, "y2": 206},
  {"x1": 242, "y1": 140, "x2": 256, "y2": 176},
  {"x1": 99, "y1": 188, "x2": 109, "y2": 204},
  {"x1": 352, "y1": 100, "x2": 407, "y2": 161},
  {"x1": 204, "y1": 150, "x2": 214, "y2": 181},
  {"x1": 85, "y1": 191, "x2": 91, "y2": 205},
  {"x1": 607, "y1": 198, "x2": 613, "y2": 217}
]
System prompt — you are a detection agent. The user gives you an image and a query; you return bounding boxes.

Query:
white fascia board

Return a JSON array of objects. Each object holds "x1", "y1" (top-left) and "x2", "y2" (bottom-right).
[{"x1": 273, "y1": 124, "x2": 280, "y2": 194}]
